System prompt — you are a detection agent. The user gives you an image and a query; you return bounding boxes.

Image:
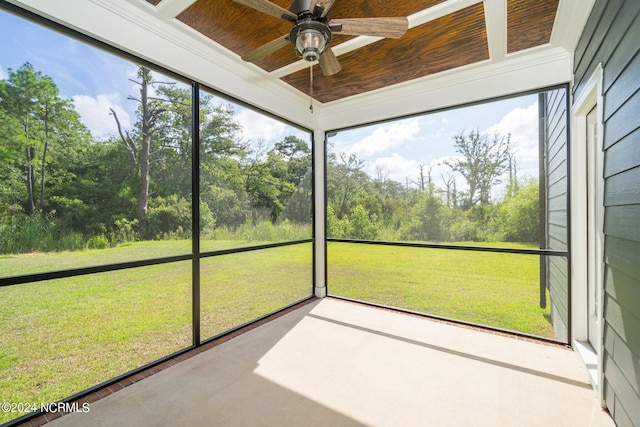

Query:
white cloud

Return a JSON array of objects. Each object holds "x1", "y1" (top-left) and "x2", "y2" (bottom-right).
[
  {"x1": 0, "y1": 65, "x2": 7, "y2": 80},
  {"x1": 235, "y1": 108, "x2": 286, "y2": 146},
  {"x1": 349, "y1": 118, "x2": 420, "y2": 158},
  {"x1": 73, "y1": 93, "x2": 131, "y2": 140},
  {"x1": 369, "y1": 153, "x2": 418, "y2": 182},
  {"x1": 485, "y1": 101, "x2": 539, "y2": 178}
]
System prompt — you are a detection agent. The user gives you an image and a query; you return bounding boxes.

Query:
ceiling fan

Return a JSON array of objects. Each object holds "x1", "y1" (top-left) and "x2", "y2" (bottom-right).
[{"x1": 233, "y1": 0, "x2": 409, "y2": 76}]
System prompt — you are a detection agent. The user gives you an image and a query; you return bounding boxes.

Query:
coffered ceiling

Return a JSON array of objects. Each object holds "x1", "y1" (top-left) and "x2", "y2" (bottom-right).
[{"x1": 160, "y1": 0, "x2": 560, "y2": 104}]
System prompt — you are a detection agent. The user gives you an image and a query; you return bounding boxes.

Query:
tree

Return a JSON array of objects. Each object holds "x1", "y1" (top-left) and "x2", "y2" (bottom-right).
[
  {"x1": 444, "y1": 129, "x2": 512, "y2": 209},
  {"x1": 500, "y1": 178, "x2": 539, "y2": 243},
  {"x1": 270, "y1": 136, "x2": 312, "y2": 223},
  {"x1": 0, "y1": 62, "x2": 90, "y2": 216},
  {"x1": 111, "y1": 67, "x2": 171, "y2": 230},
  {"x1": 327, "y1": 152, "x2": 369, "y2": 218}
]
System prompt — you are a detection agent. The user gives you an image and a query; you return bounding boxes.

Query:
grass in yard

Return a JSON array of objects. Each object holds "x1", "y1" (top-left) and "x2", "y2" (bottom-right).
[
  {"x1": 1, "y1": 238, "x2": 558, "y2": 424},
  {"x1": 0, "y1": 240, "x2": 312, "y2": 424},
  {"x1": 200, "y1": 244, "x2": 313, "y2": 338},
  {"x1": 327, "y1": 242, "x2": 556, "y2": 339}
]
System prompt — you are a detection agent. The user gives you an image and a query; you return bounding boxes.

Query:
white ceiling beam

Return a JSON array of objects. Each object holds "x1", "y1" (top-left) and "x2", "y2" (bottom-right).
[
  {"x1": 550, "y1": 0, "x2": 596, "y2": 51},
  {"x1": 155, "y1": 0, "x2": 197, "y2": 18},
  {"x1": 407, "y1": 0, "x2": 480, "y2": 28},
  {"x1": 269, "y1": 36, "x2": 383, "y2": 79},
  {"x1": 318, "y1": 46, "x2": 571, "y2": 130},
  {"x1": 483, "y1": 0, "x2": 506, "y2": 61}
]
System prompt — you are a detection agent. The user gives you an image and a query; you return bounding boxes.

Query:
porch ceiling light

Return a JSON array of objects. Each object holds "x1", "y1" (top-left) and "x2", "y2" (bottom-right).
[{"x1": 291, "y1": 20, "x2": 331, "y2": 62}]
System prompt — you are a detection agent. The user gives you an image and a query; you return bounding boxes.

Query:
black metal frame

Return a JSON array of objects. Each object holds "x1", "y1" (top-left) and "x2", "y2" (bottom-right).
[
  {"x1": 323, "y1": 85, "x2": 572, "y2": 344},
  {"x1": 0, "y1": 4, "x2": 316, "y2": 426}
]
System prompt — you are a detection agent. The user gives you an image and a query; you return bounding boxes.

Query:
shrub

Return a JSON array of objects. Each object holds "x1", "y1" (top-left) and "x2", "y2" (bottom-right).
[
  {"x1": 86, "y1": 234, "x2": 109, "y2": 249},
  {"x1": 346, "y1": 205, "x2": 380, "y2": 240},
  {"x1": 500, "y1": 179, "x2": 539, "y2": 243},
  {"x1": 0, "y1": 213, "x2": 84, "y2": 254},
  {"x1": 144, "y1": 195, "x2": 191, "y2": 239}
]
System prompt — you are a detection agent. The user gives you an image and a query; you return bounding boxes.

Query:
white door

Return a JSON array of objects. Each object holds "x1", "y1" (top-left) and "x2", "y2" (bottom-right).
[{"x1": 586, "y1": 105, "x2": 604, "y2": 347}]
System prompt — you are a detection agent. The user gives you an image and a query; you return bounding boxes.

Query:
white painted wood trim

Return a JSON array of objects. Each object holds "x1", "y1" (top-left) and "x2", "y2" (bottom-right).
[{"x1": 570, "y1": 62, "x2": 604, "y2": 405}]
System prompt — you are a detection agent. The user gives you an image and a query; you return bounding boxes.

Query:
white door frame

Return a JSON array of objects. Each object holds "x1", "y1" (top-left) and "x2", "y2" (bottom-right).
[{"x1": 570, "y1": 63, "x2": 605, "y2": 403}]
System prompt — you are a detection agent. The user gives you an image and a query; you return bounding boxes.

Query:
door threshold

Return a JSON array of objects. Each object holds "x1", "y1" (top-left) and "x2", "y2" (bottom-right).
[{"x1": 574, "y1": 339, "x2": 599, "y2": 390}]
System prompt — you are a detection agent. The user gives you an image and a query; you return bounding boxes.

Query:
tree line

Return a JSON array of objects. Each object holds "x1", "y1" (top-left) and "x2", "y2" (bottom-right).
[
  {"x1": 0, "y1": 62, "x2": 539, "y2": 255},
  {"x1": 0, "y1": 63, "x2": 311, "y2": 254},
  {"x1": 327, "y1": 129, "x2": 540, "y2": 244}
]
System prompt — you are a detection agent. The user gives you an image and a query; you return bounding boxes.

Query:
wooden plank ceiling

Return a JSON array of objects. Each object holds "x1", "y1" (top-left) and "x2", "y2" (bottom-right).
[{"x1": 146, "y1": 0, "x2": 560, "y2": 103}]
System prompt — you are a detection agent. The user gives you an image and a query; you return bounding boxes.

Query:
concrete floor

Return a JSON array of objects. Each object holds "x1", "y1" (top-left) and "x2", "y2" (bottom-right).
[{"x1": 49, "y1": 298, "x2": 614, "y2": 427}]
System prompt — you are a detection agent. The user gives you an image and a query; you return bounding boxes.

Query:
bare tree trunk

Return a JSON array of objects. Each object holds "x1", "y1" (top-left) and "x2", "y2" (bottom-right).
[
  {"x1": 26, "y1": 146, "x2": 36, "y2": 215},
  {"x1": 39, "y1": 140, "x2": 48, "y2": 214},
  {"x1": 39, "y1": 103, "x2": 49, "y2": 214},
  {"x1": 138, "y1": 134, "x2": 151, "y2": 229},
  {"x1": 137, "y1": 68, "x2": 152, "y2": 230}
]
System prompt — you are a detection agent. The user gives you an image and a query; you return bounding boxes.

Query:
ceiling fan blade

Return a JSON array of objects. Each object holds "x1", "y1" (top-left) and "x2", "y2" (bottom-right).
[
  {"x1": 241, "y1": 35, "x2": 290, "y2": 63},
  {"x1": 330, "y1": 17, "x2": 408, "y2": 38},
  {"x1": 230, "y1": 0, "x2": 297, "y2": 22},
  {"x1": 318, "y1": 48, "x2": 342, "y2": 76},
  {"x1": 309, "y1": 0, "x2": 336, "y2": 17}
]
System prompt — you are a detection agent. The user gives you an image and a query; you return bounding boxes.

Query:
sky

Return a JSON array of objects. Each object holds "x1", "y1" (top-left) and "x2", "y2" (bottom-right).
[
  {"x1": 329, "y1": 94, "x2": 540, "y2": 196},
  {"x1": 0, "y1": 10, "x2": 307, "y2": 152},
  {"x1": 1, "y1": 9, "x2": 540, "y2": 195}
]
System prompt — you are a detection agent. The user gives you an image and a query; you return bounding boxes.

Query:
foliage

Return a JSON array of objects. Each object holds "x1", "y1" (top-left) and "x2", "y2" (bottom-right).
[
  {"x1": 0, "y1": 61, "x2": 542, "y2": 254},
  {"x1": 443, "y1": 129, "x2": 512, "y2": 209},
  {"x1": 499, "y1": 178, "x2": 540, "y2": 242},
  {"x1": 0, "y1": 62, "x2": 313, "y2": 254},
  {"x1": 0, "y1": 213, "x2": 83, "y2": 254}
]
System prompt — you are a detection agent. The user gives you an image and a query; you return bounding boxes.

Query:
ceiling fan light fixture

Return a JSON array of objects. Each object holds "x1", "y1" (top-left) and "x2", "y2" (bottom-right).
[
  {"x1": 296, "y1": 29, "x2": 325, "y2": 61},
  {"x1": 291, "y1": 20, "x2": 331, "y2": 62}
]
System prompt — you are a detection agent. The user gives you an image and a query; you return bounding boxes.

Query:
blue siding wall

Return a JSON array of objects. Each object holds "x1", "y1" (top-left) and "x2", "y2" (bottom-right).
[{"x1": 574, "y1": 1, "x2": 640, "y2": 425}]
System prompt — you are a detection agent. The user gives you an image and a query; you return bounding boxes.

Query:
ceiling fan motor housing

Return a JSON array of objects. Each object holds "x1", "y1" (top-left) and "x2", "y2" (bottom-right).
[
  {"x1": 289, "y1": 0, "x2": 316, "y2": 15},
  {"x1": 290, "y1": 18, "x2": 332, "y2": 62}
]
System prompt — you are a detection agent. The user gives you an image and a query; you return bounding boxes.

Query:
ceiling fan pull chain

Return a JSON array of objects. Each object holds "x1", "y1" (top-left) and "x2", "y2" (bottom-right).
[{"x1": 309, "y1": 63, "x2": 314, "y2": 114}]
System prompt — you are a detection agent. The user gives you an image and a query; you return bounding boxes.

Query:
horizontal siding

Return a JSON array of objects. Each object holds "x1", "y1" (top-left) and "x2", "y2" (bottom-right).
[
  {"x1": 547, "y1": 223, "x2": 567, "y2": 243},
  {"x1": 605, "y1": 205, "x2": 640, "y2": 242},
  {"x1": 605, "y1": 266, "x2": 640, "y2": 332},
  {"x1": 548, "y1": 210, "x2": 567, "y2": 228},
  {"x1": 548, "y1": 259, "x2": 568, "y2": 321},
  {"x1": 604, "y1": 380, "x2": 617, "y2": 421},
  {"x1": 602, "y1": 8, "x2": 640, "y2": 94},
  {"x1": 604, "y1": 128, "x2": 640, "y2": 177},
  {"x1": 547, "y1": 234, "x2": 566, "y2": 251},
  {"x1": 604, "y1": 47, "x2": 640, "y2": 121},
  {"x1": 605, "y1": 236, "x2": 640, "y2": 281},
  {"x1": 603, "y1": 352, "x2": 640, "y2": 423},
  {"x1": 574, "y1": 0, "x2": 624, "y2": 96},
  {"x1": 547, "y1": 185, "x2": 566, "y2": 206},
  {"x1": 547, "y1": 164, "x2": 566, "y2": 187},
  {"x1": 546, "y1": 144, "x2": 565, "y2": 168},
  {"x1": 614, "y1": 404, "x2": 635, "y2": 427},
  {"x1": 604, "y1": 166, "x2": 640, "y2": 207},
  {"x1": 604, "y1": 294, "x2": 640, "y2": 362},
  {"x1": 604, "y1": 86, "x2": 640, "y2": 147},
  {"x1": 606, "y1": 320, "x2": 640, "y2": 397},
  {"x1": 575, "y1": 1, "x2": 640, "y2": 423},
  {"x1": 544, "y1": 88, "x2": 569, "y2": 341}
]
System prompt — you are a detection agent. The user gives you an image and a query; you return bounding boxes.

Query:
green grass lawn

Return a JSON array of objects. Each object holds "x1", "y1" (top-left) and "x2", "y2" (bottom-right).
[
  {"x1": 0, "y1": 240, "x2": 312, "y2": 424},
  {"x1": 0, "y1": 239, "x2": 558, "y2": 423},
  {"x1": 328, "y1": 242, "x2": 555, "y2": 338}
]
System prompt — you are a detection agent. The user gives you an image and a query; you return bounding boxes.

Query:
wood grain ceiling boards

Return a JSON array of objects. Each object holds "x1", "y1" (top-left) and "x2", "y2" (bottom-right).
[
  {"x1": 145, "y1": 0, "x2": 561, "y2": 103},
  {"x1": 507, "y1": 0, "x2": 559, "y2": 53},
  {"x1": 283, "y1": 3, "x2": 488, "y2": 103},
  {"x1": 176, "y1": 0, "x2": 445, "y2": 72}
]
